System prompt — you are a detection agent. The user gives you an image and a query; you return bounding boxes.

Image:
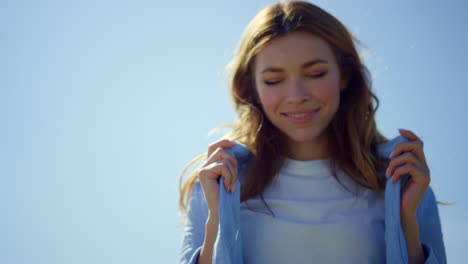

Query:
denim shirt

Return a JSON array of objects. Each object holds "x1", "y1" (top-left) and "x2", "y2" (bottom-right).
[{"x1": 180, "y1": 135, "x2": 446, "y2": 264}]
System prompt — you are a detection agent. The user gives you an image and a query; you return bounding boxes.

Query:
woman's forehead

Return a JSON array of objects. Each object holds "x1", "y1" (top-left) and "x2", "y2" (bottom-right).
[{"x1": 254, "y1": 32, "x2": 335, "y2": 71}]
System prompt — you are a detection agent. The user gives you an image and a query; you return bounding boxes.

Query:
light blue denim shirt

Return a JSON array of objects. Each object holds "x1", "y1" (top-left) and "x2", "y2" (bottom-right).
[{"x1": 180, "y1": 135, "x2": 446, "y2": 264}]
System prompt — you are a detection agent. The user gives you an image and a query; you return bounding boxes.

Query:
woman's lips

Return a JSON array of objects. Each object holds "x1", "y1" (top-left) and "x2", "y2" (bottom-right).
[{"x1": 281, "y1": 108, "x2": 320, "y2": 124}]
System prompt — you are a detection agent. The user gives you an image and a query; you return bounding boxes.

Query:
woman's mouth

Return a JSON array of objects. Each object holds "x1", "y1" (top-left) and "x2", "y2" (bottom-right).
[{"x1": 281, "y1": 108, "x2": 320, "y2": 124}]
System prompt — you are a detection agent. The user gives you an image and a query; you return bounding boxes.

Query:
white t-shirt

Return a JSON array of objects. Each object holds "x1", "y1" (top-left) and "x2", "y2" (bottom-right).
[{"x1": 240, "y1": 158, "x2": 385, "y2": 264}]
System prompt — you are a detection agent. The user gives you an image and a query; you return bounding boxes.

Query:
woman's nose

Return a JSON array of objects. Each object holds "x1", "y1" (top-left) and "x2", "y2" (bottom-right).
[{"x1": 286, "y1": 80, "x2": 310, "y2": 104}]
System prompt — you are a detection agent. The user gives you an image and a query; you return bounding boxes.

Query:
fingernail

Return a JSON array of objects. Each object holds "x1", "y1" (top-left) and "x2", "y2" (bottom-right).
[
  {"x1": 231, "y1": 182, "x2": 235, "y2": 192},
  {"x1": 389, "y1": 151, "x2": 394, "y2": 158},
  {"x1": 226, "y1": 183, "x2": 230, "y2": 191},
  {"x1": 385, "y1": 168, "x2": 389, "y2": 177}
]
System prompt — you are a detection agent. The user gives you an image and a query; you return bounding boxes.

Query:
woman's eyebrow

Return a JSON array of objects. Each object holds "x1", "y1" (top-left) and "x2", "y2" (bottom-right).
[
  {"x1": 302, "y1": 59, "x2": 328, "y2": 68},
  {"x1": 260, "y1": 59, "x2": 328, "y2": 74}
]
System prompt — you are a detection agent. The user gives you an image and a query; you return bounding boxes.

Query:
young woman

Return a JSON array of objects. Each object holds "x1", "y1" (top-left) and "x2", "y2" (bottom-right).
[{"x1": 179, "y1": 1, "x2": 446, "y2": 263}]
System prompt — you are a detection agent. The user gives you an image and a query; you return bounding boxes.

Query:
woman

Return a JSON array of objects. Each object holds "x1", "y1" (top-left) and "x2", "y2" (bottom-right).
[{"x1": 179, "y1": 1, "x2": 445, "y2": 263}]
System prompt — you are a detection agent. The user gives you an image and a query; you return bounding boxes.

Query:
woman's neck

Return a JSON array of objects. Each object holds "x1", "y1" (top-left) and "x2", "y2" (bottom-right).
[{"x1": 283, "y1": 133, "x2": 331, "y2": 161}]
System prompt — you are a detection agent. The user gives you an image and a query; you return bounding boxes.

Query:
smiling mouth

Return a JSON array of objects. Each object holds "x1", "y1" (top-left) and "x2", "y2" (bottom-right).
[{"x1": 281, "y1": 108, "x2": 320, "y2": 124}]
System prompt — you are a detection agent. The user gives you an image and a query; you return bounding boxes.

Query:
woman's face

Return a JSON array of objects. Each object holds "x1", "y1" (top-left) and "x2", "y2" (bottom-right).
[{"x1": 253, "y1": 31, "x2": 343, "y2": 148}]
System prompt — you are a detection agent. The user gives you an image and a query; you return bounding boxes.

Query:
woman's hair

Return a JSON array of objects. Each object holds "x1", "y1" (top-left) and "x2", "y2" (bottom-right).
[{"x1": 178, "y1": 0, "x2": 389, "y2": 223}]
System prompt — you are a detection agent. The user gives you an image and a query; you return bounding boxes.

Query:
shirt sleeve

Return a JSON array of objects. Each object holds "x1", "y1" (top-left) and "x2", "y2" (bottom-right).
[
  {"x1": 180, "y1": 182, "x2": 209, "y2": 264},
  {"x1": 417, "y1": 186, "x2": 447, "y2": 264}
]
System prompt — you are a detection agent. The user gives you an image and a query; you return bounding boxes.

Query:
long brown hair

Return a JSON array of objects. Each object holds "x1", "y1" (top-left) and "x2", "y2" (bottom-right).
[{"x1": 178, "y1": 0, "x2": 389, "y2": 223}]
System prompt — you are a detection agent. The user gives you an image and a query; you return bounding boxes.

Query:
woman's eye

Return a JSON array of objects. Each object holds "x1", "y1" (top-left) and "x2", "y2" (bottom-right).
[
  {"x1": 309, "y1": 72, "x2": 327, "y2": 78},
  {"x1": 263, "y1": 72, "x2": 327, "y2": 85},
  {"x1": 264, "y1": 80, "x2": 282, "y2": 85}
]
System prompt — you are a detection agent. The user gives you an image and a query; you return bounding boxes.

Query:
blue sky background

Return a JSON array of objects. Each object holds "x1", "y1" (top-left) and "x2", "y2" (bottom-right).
[{"x1": 2, "y1": 0, "x2": 467, "y2": 263}]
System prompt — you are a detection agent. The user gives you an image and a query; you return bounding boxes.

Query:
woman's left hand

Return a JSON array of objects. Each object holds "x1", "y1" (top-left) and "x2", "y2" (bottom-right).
[{"x1": 385, "y1": 128, "x2": 431, "y2": 218}]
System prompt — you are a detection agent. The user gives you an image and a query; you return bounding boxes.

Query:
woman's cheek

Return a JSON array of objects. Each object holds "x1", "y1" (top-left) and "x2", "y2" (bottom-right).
[
  {"x1": 316, "y1": 78, "x2": 341, "y2": 103},
  {"x1": 258, "y1": 87, "x2": 280, "y2": 110}
]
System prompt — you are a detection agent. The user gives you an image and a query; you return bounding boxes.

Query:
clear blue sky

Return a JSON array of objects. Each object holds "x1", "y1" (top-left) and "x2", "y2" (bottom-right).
[{"x1": 2, "y1": 0, "x2": 467, "y2": 263}]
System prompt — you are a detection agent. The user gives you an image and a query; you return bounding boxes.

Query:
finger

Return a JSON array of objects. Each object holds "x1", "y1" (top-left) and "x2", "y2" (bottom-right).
[
  {"x1": 390, "y1": 163, "x2": 430, "y2": 186},
  {"x1": 208, "y1": 139, "x2": 236, "y2": 156},
  {"x1": 396, "y1": 129, "x2": 425, "y2": 156},
  {"x1": 231, "y1": 180, "x2": 236, "y2": 193},
  {"x1": 218, "y1": 158, "x2": 235, "y2": 192},
  {"x1": 205, "y1": 148, "x2": 238, "y2": 193},
  {"x1": 224, "y1": 158, "x2": 238, "y2": 192},
  {"x1": 398, "y1": 128, "x2": 421, "y2": 142},
  {"x1": 389, "y1": 141, "x2": 426, "y2": 165},
  {"x1": 206, "y1": 147, "x2": 238, "y2": 169},
  {"x1": 221, "y1": 162, "x2": 233, "y2": 192},
  {"x1": 386, "y1": 152, "x2": 423, "y2": 177},
  {"x1": 202, "y1": 161, "x2": 233, "y2": 192}
]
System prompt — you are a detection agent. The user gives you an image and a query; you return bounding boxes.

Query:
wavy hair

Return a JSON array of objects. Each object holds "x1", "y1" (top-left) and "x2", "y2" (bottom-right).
[{"x1": 178, "y1": 0, "x2": 389, "y2": 224}]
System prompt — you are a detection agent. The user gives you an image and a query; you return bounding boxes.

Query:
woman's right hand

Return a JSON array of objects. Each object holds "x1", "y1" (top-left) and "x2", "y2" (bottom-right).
[{"x1": 197, "y1": 139, "x2": 238, "y2": 215}]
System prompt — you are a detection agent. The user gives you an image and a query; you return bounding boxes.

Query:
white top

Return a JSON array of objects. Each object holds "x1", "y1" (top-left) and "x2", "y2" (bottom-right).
[{"x1": 240, "y1": 158, "x2": 386, "y2": 264}]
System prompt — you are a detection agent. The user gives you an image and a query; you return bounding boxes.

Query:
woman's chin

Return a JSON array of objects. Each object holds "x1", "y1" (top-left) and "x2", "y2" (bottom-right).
[{"x1": 283, "y1": 126, "x2": 324, "y2": 140}]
